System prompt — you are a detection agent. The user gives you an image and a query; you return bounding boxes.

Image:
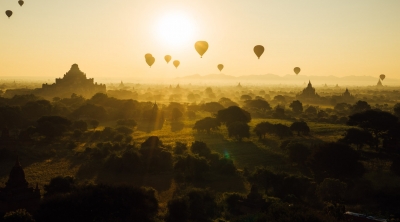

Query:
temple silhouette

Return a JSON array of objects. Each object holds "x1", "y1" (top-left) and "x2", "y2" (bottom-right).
[
  {"x1": 296, "y1": 81, "x2": 320, "y2": 101},
  {"x1": 39, "y1": 64, "x2": 106, "y2": 98},
  {"x1": 0, "y1": 158, "x2": 40, "y2": 213}
]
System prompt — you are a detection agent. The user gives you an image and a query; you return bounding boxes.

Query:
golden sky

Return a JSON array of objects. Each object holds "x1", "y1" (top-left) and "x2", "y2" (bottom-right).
[{"x1": 1, "y1": 0, "x2": 399, "y2": 80}]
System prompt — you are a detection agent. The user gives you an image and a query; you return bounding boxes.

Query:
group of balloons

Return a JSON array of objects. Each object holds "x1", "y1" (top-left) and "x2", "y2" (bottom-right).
[
  {"x1": 145, "y1": 41, "x2": 302, "y2": 75},
  {"x1": 5, "y1": 0, "x2": 24, "y2": 18}
]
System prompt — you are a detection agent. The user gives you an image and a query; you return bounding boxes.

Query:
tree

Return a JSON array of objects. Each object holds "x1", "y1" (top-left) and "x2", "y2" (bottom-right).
[
  {"x1": 201, "y1": 102, "x2": 224, "y2": 113},
  {"x1": 36, "y1": 185, "x2": 159, "y2": 222},
  {"x1": 218, "y1": 97, "x2": 238, "y2": 107},
  {"x1": 44, "y1": 176, "x2": 75, "y2": 197},
  {"x1": 273, "y1": 95, "x2": 286, "y2": 104},
  {"x1": 304, "y1": 106, "x2": 317, "y2": 115},
  {"x1": 22, "y1": 100, "x2": 52, "y2": 120},
  {"x1": 394, "y1": 103, "x2": 400, "y2": 118},
  {"x1": 253, "y1": 121, "x2": 274, "y2": 140},
  {"x1": 190, "y1": 141, "x2": 211, "y2": 157},
  {"x1": 227, "y1": 121, "x2": 250, "y2": 141},
  {"x1": 271, "y1": 124, "x2": 292, "y2": 139},
  {"x1": 240, "y1": 95, "x2": 252, "y2": 101},
  {"x1": 308, "y1": 142, "x2": 364, "y2": 181},
  {"x1": 216, "y1": 106, "x2": 251, "y2": 125},
  {"x1": 72, "y1": 103, "x2": 108, "y2": 120},
  {"x1": 290, "y1": 121, "x2": 310, "y2": 136},
  {"x1": 89, "y1": 119, "x2": 99, "y2": 130},
  {"x1": 316, "y1": 178, "x2": 347, "y2": 203},
  {"x1": 116, "y1": 126, "x2": 134, "y2": 135},
  {"x1": 36, "y1": 116, "x2": 72, "y2": 138},
  {"x1": 3, "y1": 209, "x2": 35, "y2": 222},
  {"x1": 286, "y1": 143, "x2": 311, "y2": 165},
  {"x1": 244, "y1": 99, "x2": 271, "y2": 112},
  {"x1": 116, "y1": 119, "x2": 137, "y2": 127},
  {"x1": 171, "y1": 108, "x2": 183, "y2": 121},
  {"x1": 289, "y1": 100, "x2": 303, "y2": 114},
  {"x1": 347, "y1": 110, "x2": 398, "y2": 149},
  {"x1": 272, "y1": 105, "x2": 285, "y2": 119},
  {"x1": 72, "y1": 120, "x2": 88, "y2": 132},
  {"x1": 339, "y1": 128, "x2": 373, "y2": 150},
  {"x1": 193, "y1": 117, "x2": 220, "y2": 134},
  {"x1": 351, "y1": 100, "x2": 371, "y2": 113}
]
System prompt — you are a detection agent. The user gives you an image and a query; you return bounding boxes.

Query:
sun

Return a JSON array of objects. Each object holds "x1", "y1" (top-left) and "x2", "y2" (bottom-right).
[{"x1": 156, "y1": 12, "x2": 195, "y2": 47}]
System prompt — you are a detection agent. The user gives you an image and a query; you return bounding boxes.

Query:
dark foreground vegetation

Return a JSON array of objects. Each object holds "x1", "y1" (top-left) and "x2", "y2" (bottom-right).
[{"x1": 0, "y1": 84, "x2": 399, "y2": 221}]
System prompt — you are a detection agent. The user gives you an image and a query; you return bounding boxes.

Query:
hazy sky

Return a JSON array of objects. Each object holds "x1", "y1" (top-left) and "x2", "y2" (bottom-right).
[{"x1": 1, "y1": 0, "x2": 399, "y2": 80}]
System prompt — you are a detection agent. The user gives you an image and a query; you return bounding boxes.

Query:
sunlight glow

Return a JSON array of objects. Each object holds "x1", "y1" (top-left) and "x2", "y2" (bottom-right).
[{"x1": 156, "y1": 13, "x2": 195, "y2": 47}]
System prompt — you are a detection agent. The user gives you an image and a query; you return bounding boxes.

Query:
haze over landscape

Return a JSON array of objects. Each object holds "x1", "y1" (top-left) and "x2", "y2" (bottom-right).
[
  {"x1": 1, "y1": 0, "x2": 400, "y2": 81},
  {"x1": 1, "y1": 1, "x2": 400, "y2": 221}
]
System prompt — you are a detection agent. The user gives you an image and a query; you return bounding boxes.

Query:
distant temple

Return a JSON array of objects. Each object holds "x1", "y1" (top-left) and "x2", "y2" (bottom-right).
[
  {"x1": 377, "y1": 79, "x2": 383, "y2": 87},
  {"x1": 0, "y1": 158, "x2": 40, "y2": 213},
  {"x1": 38, "y1": 64, "x2": 106, "y2": 98},
  {"x1": 296, "y1": 81, "x2": 320, "y2": 100}
]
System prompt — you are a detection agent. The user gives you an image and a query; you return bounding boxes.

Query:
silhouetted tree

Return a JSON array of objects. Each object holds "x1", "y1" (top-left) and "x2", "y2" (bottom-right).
[
  {"x1": 116, "y1": 119, "x2": 137, "y2": 127},
  {"x1": 339, "y1": 128, "x2": 373, "y2": 150},
  {"x1": 394, "y1": 103, "x2": 400, "y2": 118},
  {"x1": 244, "y1": 99, "x2": 271, "y2": 112},
  {"x1": 218, "y1": 97, "x2": 238, "y2": 107},
  {"x1": 89, "y1": 119, "x2": 99, "y2": 130},
  {"x1": 3, "y1": 209, "x2": 35, "y2": 222},
  {"x1": 347, "y1": 110, "x2": 398, "y2": 149},
  {"x1": 272, "y1": 105, "x2": 285, "y2": 119},
  {"x1": 115, "y1": 126, "x2": 133, "y2": 135},
  {"x1": 72, "y1": 120, "x2": 87, "y2": 132},
  {"x1": 193, "y1": 117, "x2": 220, "y2": 134},
  {"x1": 201, "y1": 102, "x2": 224, "y2": 113},
  {"x1": 36, "y1": 116, "x2": 72, "y2": 138},
  {"x1": 253, "y1": 121, "x2": 274, "y2": 140},
  {"x1": 72, "y1": 103, "x2": 108, "y2": 121},
  {"x1": 240, "y1": 95, "x2": 252, "y2": 101},
  {"x1": 286, "y1": 143, "x2": 311, "y2": 165},
  {"x1": 308, "y1": 142, "x2": 364, "y2": 181},
  {"x1": 36, "y1": 185, "x2": 158, "y2": 222},
  {"x1": 304, "y1": 106, "x2": 317, "y2": 115},
  {"x1": 290, "y1": 121, "x2": 310, "y2": 136},
  {"x1": 273, "y1": 95, "x2": 286, "y2": 104},
  {"x1": 216, "y1": 106, "x2": 251, "y2": 125},
  {"x1": 351, "y1": 100, "x2": 371, "y2": 114},
  {"x1": 227, "y1": 121, "x2": 250, "y2": 141},
  {"x1": 289, "y1": 100, "x2": 303, "y2": 114},
  {"x1": 316, "y1": 178, "x2": 347, "y2": 203},
  {"x1": 22, "y1": 100, "x2": 52, "y2": 120},
  {"x1": 191, "y1": 141, "x2": 211, "y2": 157},
  {"x1": 271, "y1": 124, "x2": 292, "y2": 139},
  {"x1": 171, "y1": 108, "x2": 183, "y2": 121},
  {"x1": 44, "y1": 176, "x2": 75, "y2": 197}
]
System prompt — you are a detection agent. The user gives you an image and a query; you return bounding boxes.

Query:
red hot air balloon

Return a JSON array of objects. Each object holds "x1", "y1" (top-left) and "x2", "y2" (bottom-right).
[
  {"x1": 5, "y1": 10, "x2": 13, "y2": 18},
  {"x1": 253, "y1": 45, "x2": 264, "y2": 59},
  {"x1": 194, "y1": 41, "x2": 209, "y2": 58}
]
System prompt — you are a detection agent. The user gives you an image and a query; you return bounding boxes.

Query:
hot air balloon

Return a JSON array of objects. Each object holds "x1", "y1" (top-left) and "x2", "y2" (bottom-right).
[
  {"x1": 253, "y1": 45, "x2": 264, "y2": 59},
  {"x1": 18, "y1": 0, "x2": 24, "y2": 6},
  {"x1": 145, "y1": 53, "x2": 153, "y2": 59},
  {"x1": 194, "y1": 41, "x2": 208, "y2": 58},
  {"x1": 5, "y1": 10, "x2": 12, "y2": 18},
  {"x1": 146, "y1": 56, "x2": 155, "y2": 67},
  {"x1": 217, "y1": 64, "x2": 224, "y2": 72},
  {"x1": 173, "y1": 60, "x2": 180, "y2": 68},
  {"x1": 380, "y1": 74, "x2": 385, "y2": 81},
  {"x1": 164, "y1": 55, "x2": 171, "y2": 64},
  {"x1": 294, "y1": 67, "x2": 301, "y2": 75}
]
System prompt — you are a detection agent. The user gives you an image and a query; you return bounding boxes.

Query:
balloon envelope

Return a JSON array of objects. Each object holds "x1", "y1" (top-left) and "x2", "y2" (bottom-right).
[
  {"x1": 173, "y1": 60, "x2": 180, "y2": 68},
  {"x1": 194, "y1": 41, "x2": 209, "y2": 58},
  {"x1": 18, "y1": 0, "x2": 24, "y2": 6},
  {"x1": 145, "y1": 53, "x2": 153, "y2": 59},
  {"x1": 380, "y1": 74, "x2": 385, "y2": 81},
  {"x1": 294, "y1": 67, "x2": 301, "y2": 75},
  {"x1": 146, "y1": 57, "x2": 155, "y2": 67},
  {"x1": 217, "y1": 64, "x2": 224, "y2": 72},
  {"x1": 164, "y1": 55, "x2": 171, "y2": 64},
  {"x1": 253, "y1": 45, "x2": 264, "y2": 59},
  {"x1": 5, "y1": 10, "x2": 12, "y2": 18}
]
